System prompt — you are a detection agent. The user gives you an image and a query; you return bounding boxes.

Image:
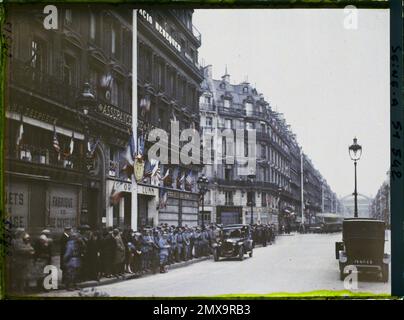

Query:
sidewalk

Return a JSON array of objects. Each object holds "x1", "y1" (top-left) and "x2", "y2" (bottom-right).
[{"x1": 52, "y1": 255, "x2": 212, "y2": 291}]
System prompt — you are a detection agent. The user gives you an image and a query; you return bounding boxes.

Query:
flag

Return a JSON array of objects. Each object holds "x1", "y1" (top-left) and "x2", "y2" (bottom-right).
[
  {"x1": 16, "y1": 115, "x2": 24, "y2": 147},
  {"x1": 178, "y1": 172, "x2": 186, "y2": 190},
  {"x1": 150, "y1": 159, "x2": 161, "y2": 186},
  {"x1": 121, "y1": 133, "x2": 136, "y2": 178},
  {"x1": 110, "y1": 183, "x2": 123, "y2": 206},
  {"x1": 87, "y1": 137, "x2": 100, "y2": 158},
  {"x1": 69, "y1": 133, "x2": 74, "y2": 156},
  {"x1": 185, "y1": 171, "x2": 194, "y2": 191},
  {"x1": 158, "y1": 188, "x2": 168, "y2": 209},
  {"x1": 161, "y1": 168, "x2": 171, "y2": 187},
  {"x1": 53, "y1": 124, "x2": 60, "y2": 160}
]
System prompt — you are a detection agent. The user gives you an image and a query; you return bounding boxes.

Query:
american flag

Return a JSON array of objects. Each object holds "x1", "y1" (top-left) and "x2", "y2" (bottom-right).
[{"x1": 53, "y1": 125, "x2": 60, "y2": 154}]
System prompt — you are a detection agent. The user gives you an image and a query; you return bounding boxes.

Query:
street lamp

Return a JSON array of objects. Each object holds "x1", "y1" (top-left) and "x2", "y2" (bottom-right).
[
  {"x1": 247, "y1": 173, "x2": 256, "y2": 225},
  {"x1": 76, "y1": 82, "x2": 96, "y2": 226},
  {"x1": 348, "y1": 137, "x2": 362, "y2": 218},
  {"x1": 197, "y1": 174, "x2": 209, "y2": 228}
]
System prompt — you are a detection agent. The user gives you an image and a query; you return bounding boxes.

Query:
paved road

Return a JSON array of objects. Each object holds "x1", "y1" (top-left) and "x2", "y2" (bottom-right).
[{"x1": 40, "y1": 232, "x2": 390, "y2": 297}]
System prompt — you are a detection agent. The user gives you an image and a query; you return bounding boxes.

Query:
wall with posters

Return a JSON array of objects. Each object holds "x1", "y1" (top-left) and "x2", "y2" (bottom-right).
[{"x1": 5, "y1": 182, "x2": 29, "y2": 229}]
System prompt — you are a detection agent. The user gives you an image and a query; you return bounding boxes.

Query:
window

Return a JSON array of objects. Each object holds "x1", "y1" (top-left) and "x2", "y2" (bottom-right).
[
  {"x1": 65, "y1": 9, "x2": 73, "y2": 24},
  {"x1": 245, "y1": 102, "x2": 253, "y2": 116},
  {"x1": 247, "y1": 191, "x2": 255, "y2": 206},
  {"x1": 246, "y1": 122, "x2": 254, "y2": 130},
  {"x1": 111, "y1": 27, "x2": 116, "y2": 55},
  {"x1": 261, "y1": 144, "x2": 266, "y2": 159},
  {"x1": 205, "y1": 96, "x2": 211, "y2": 104},
  {"x1": 63, "y1": 54, "x2": 76, "y2": 86},
  {"x1": 111, "y1": 79, "x2": 120, "y2": 106},
  {"x1": 224, "y1": 168, "x2": 232, "y2": 181},
  {"x1": 223, "y1": 99, "x2": 230, "y2": 109},
  {"x1": 205, "y1": 116, "x2": 212, "y2": 127},
  {"x1": 30, "y1": 39, "x2": 46, "y2": 72},
  {"x1": 225, "y1": 119, "x2": 232, "y2": 129},
  {"x1": 90, "y1": 13, "x2": 96, "y2": 40},
  {"x1": 225, "y1": 191, "x2": 233, "y2": 205},
  {"x1": 243, "y1": 86, "x2": 248, "y2": 93},
  {"x1": 262, "y1": 192, "x2": 267, "y2": 207},
  {"x1": 260, "y1": 123, "x2": 266, "y2": 133}
]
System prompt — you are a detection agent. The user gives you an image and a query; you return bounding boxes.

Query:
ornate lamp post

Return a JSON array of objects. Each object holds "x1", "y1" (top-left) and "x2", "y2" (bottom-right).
[
  {"x1": 348, "y1": 137, "x2": 362, "y2": 218},
  {"x1": 197, "y1": 174, "x2": 209, "y2": 228},
  {"x1": 76, "y1": 82, "x2": 96, "y2": 226},
  {"x1": 247, "y1": 173, "x2": 256, "y2": 225}
]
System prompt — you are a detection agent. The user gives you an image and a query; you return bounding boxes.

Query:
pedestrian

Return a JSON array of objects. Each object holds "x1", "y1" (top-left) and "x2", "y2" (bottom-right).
[
  {"x1": 132, "y1": 231, "x2": 143, "y2": 275},
  {"x1": 168, "y1": 227, "x2": 177, "y2": 264},
  {"x1": 59, "y1": 226, "x2": 71, "y2": 285},
  {"x1": 102, "y1": 227, "x2": 115, "y2": 278},
  {"x1": 112, "y1": 229, "x2": 125, "y2": 279},
  {"x1": 86, "y1": 231, "x2": 101, "y2": 281},
  {"x1": 11, "y1": 229, "x2": 35, "y2": 294},
  {"x1": 63, "y1": 232, "x2": 82, "y2": 291},
  {"x1": 33, "y1": 232, "x2": 52, "y2": 291},
  {"x1": 158, "y1": 231, "x2": 170, "y2": 273},
  {"x1": 176, "y1": 227, "x2": 184, "y2": 262}
]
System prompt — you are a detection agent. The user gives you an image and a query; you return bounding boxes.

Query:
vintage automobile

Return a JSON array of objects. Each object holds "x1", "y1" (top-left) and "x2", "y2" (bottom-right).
[
  {"x1": 212, "y1": 224, "x2": 253, "y2": 261},
  {"x1": 335, "y1": 218, "x2": 390, "y2": 282}
]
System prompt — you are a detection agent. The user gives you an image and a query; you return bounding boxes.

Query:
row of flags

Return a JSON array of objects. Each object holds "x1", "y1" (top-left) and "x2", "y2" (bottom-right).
[{"x1": 16, "y1": 116, "x2": 76, "y2": 161}]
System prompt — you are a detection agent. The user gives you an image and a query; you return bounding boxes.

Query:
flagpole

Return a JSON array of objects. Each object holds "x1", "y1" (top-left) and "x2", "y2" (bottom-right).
[{"x1": 131, "y1": 9, "x2": 138, "y2": 231}]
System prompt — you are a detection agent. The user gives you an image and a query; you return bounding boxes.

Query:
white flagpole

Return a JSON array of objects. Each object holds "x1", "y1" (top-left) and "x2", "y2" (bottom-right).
[{"x1": 131, "y1": 9, "x2": 138, "y2": 231}]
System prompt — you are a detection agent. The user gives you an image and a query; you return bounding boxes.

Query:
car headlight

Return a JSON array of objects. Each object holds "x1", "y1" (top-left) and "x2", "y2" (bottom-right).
[{"x1": 339, "y1": 251, "x2": 347, "y2": 263}]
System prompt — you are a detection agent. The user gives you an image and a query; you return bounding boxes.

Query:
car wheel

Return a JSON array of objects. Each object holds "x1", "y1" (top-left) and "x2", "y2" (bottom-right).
[
  {"x1": 238, "y1": 247, "x2": 244, "y2": 261},
  {"x1": 382, "y1": 264, "x2": 389, "y2": 282}
]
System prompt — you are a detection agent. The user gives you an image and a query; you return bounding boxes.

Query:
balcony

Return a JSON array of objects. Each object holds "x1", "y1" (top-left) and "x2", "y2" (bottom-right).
[
  {"x1": 217, "y1": 106, "x2": 244, "y2": 117},
  {"x1": 10, "y1": 59, "x2": 78, "y2": 109},
  {"x1": 200, "y1": 103, "x2": 216, "y2": 112}
]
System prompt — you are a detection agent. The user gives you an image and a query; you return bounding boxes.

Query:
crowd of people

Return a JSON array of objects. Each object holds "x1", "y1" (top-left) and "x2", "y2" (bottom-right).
[{"x1": 7, "y1": 222, "x2": 278, "y2": 293}]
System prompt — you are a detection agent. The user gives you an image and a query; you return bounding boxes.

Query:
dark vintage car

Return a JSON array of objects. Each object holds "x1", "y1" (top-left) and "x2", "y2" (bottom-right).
[
  {"x1": 335, "y1": 218, "x2": 390, "y2": 282},
  {"x1": 212, "y1": 224, "x2": 253, "y2": 261}
]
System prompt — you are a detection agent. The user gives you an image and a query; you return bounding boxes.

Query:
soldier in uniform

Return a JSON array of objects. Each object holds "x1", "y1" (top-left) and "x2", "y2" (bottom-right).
[
  {"x1": 158, "y1": 231, "x2": 170, "y2": 273},
  {"x1": 193, "y1": 227, "x2": 201, "y2": 258},
  {"x1": 183, "y1": 227, "x2": 191, "y2": 261},
  {"x1": 176, "y1": 227, "x2": 184, "y2": 262},
  {"x1": 168, "y1": 227, "x2": 177, "y2": 264}
]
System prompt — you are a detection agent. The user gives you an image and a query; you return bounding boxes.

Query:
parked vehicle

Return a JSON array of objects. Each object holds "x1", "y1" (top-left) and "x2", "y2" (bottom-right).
[
  {"x1": 335, "y1": 218, "x2": 390, "y2": 282},
  {"x1": 212, "y1": 224, "x2": 253, "y2": 261}
]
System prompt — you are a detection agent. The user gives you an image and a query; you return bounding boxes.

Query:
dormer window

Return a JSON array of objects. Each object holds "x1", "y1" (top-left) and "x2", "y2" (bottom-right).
[{"x1": 243, "y1": 86, "x2": 248, "y2": 93}]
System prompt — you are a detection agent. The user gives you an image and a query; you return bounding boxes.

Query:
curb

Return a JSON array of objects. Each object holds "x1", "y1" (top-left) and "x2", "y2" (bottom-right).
[{"x1": 61, "y1": 256, "x2": 212, "y2": 291}]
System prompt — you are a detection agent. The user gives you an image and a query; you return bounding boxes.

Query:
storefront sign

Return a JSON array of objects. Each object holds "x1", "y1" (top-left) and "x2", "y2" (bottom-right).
[
  {"x1": 8, "y1": 104, "x2": 57, "y2": 125},
  {"x1": 138, "y1": 9, "x2": 182, "y2": 53},
  {"x1": 5, "y1": 183, "x2": 29, "y2": 229},
  {"x1": 48, "y1": 186, "x2": 78, "y2": 231},
  {"x1": 97, "y1": 103, "x2": 132, "y2": 126},
  {"x1": 138, "y1": 185, "x2": 158, "y2": 196},
  {"x1": 167, "y1": 190, "x2": 198, "y2": 201}
]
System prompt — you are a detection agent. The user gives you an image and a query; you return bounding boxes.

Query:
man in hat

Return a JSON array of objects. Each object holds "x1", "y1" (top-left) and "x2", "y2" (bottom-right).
[
  {"x1": 158, "y1": 231, "x2": 170, "y2": 273},
  {"x1": 59, "y1": 226, "x2": 71, "y2": 285}
]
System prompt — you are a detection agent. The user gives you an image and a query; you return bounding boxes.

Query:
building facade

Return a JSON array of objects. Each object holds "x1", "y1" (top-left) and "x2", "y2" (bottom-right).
[
  {"x1": 370, "y1": 171, "x2": 390, "y2": 227},
  {"x1": 5, "y1": 4, "x2": 133, "y2": 235},
  {"x1": 199, "y1": 66, "x2": 338, "y2": 228},
  {"x1": 136, "y1": 9, "x2": 204, "y2": 228}
]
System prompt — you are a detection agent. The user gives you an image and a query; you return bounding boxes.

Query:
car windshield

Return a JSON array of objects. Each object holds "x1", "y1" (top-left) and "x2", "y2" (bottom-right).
[{"x1": 222, "y1": 228, "x2": 243, "y2": 238}]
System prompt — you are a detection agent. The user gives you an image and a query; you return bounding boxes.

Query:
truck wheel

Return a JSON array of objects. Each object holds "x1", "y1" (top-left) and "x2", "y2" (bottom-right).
[
  {"x1": 238, "y1": 247, "x2": 244, "y2": 261},
  {"x1": 382, "y1": 264, "x2": 389, "y2": 282}
]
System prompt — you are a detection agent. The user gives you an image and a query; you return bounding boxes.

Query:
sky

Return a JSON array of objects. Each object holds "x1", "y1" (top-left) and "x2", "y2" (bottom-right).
[{"x1": 193, "y1": 9, "x2": 390, "y2": 198}]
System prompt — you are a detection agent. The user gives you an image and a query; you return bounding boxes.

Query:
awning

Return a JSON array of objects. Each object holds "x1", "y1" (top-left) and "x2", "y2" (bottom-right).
[{"x1": 6, "y1": 111, "x2": 84, "y2": 140}]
